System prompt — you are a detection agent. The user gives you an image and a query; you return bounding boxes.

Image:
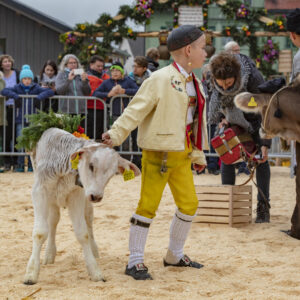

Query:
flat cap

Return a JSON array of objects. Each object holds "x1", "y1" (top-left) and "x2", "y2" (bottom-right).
[
  {"x1": 167, "y1": 25, "x2": 203, "y2": 52},
  {"x1": 287, "y1": 8, "x2": 300, "y2": 34}
]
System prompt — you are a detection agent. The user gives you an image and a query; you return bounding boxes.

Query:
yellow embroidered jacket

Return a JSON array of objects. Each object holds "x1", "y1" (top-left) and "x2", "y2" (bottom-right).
[{"x1": 108, "y1": 64, "x2": 209, "y2": 165}]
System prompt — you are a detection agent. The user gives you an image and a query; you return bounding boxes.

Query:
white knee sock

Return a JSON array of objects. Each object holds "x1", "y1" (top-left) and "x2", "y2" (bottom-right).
[
  {"x1": 168, "y1": 209, "x2": 194, "y2": 262},
  {"x1": 128, "y1": 213, "x2": 152, "y2": 269}
]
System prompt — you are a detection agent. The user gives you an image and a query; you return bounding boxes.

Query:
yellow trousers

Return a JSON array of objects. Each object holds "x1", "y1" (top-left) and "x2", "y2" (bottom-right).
[{"x1": 136, "y1": 138, "x2": 198, "y2": 219}]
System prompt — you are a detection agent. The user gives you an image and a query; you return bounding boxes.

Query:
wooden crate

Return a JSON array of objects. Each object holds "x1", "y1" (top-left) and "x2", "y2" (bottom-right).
[{"x1": 194, "y1": 185, "x2": 252, "y2": 227}]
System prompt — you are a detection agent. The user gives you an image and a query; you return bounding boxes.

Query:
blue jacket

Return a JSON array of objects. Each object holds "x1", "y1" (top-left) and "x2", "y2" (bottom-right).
[
  {"x1": 93, "y1": 77, "x2": 138, "y2": 116},
  {"x1": 1, "y1": 83, "x2": 54, "y2": 123}
]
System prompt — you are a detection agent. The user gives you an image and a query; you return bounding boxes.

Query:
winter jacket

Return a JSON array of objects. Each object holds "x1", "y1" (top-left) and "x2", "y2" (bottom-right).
[
  {"x1": 146, "y1": 57, "x2": 159, "y2": 72},
  {"x1": 128, "y1": 69, "x2": 151, "y2": 86},
  {"x1": 55, "y1": 70, "x2": 91, "y2": 114},
  {"x1": 93, "y1": 77, "x2": 138, "y2": 116},
  {"x1": 291, "y1": 49, "x2": 300, "y2": 82},
  {"x1": 107, "y1": 64, "x2": 209, "y2": 166},
  {"x1": 1, "y1": 83, "x2": 54, "y2": 123}
]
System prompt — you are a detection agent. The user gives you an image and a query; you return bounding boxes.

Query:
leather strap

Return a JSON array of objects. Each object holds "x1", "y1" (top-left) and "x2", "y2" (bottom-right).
[{"x1": 130, "y1": 217, "x2": 151, "y2": 228}]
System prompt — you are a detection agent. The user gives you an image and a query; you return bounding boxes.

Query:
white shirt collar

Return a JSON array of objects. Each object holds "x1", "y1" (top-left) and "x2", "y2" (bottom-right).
[{"x1": 176, "y1": 63, "x2": 192, "y2": 79}]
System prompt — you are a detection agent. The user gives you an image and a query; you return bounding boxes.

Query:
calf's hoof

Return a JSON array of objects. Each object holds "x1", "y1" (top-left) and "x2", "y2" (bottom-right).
[
  {"x1": 90, "y1": 272, "x2": 106, "y2": 282},
  {"x1": 24, "y1": 279, "x2": 36, "y2": 285}
]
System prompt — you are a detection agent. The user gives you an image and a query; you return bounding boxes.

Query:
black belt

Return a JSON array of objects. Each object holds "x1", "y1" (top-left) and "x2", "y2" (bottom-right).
[{"x1": 130, "y1": 217, "x2": 151, "y2": 228}]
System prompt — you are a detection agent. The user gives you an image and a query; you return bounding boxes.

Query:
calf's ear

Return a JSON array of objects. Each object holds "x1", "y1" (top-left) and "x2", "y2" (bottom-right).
[
  {"x1": 234, "y1": 92, "x2": 270, "y2": 113},
  {"x1": 70, "y1": 143, "x2": 105, "y2": 161},
  {"x1": 117, "y1": 156, "x2": 141, "y2": 177}
]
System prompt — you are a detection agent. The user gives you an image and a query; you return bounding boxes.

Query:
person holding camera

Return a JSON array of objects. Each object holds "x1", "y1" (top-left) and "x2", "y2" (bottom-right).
[{"x1": 55, "y1": 54, "x2": 91, "y2": 114}]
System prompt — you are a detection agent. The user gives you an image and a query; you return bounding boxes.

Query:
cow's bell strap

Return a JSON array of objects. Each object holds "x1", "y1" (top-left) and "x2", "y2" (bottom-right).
[{"x1": 263, "y1": 85, "x2": 289, "y2": 133}]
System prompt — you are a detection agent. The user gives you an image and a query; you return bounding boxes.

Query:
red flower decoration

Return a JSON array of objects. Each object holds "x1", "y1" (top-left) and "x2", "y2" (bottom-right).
[{"x1": 77, "y1": 126, "x2": 85, "y2": 134}]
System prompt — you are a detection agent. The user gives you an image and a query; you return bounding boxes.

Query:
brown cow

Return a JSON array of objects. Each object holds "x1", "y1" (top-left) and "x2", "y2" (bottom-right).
[
  {"x1": 234, "y1": 74, "x2": 300, "y2": 240},
  {"x1": 234, "y1": 74, "x2": 300, "y2": 142}
]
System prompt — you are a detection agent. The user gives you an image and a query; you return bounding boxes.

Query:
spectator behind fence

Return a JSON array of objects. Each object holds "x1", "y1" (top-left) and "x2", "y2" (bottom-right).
[
  {"x1": 146, "y1": 47, "x2": 160, "y2": 72},
  {"x1": 224, "y1": 41, "x2": 240, "y2": 54},
  {"x1": 39, "y1": 60, "x2": 58, "y2": 91},
  {"x1": 0, "y1": 71, "x2": 6, "y2": 172},
  {"x1": 0, "y1": 54, "x2": 19, "y2": 171},
  {"x1": 39, "y1": 60, "x2": 58, "y2": 112},
  {"x1": 1, "y1": 65, "x2": 54, "y2": 172},
  {"x1": 208, "y1": 52, "x2": 271, "y2": 223},
  {"x1": 55, "y1": 54, "x2": 91, "y2": 114},
  {"x1": 86, "y1": 55, "x2": 109, "y2": 140},
  {"x1": 128, "y1": 56, "x2": 151, "y2": 168},
  {"x1": 93, "y1": 61, "x2": 138, "y2": 119},
  {"x1": 93, "y1": 61, "x2": 138, "y2": 161},
  {"x1": 129, "y1": 56, "x2": 151, "y2": 86}
]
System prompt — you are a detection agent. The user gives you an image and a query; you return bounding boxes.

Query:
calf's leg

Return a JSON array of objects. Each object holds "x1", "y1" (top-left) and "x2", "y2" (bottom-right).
[
  {"x1": 68, "y1": 189, "x2": 104, "y2": 282},
  {"x1": 24, "y1": 184, "x2": 49, "y2": 285},
  {"x1": 44, "y1": 204, "x2": 60, "y2": 264},
  {"x1": 85, "y1": 199, "x2": 99, "y2": 258}
]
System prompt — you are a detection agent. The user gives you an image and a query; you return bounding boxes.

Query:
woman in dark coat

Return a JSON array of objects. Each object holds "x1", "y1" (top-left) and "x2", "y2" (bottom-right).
[{"x1": 208, "y1": 51, "x2": 271, "y2": 223}]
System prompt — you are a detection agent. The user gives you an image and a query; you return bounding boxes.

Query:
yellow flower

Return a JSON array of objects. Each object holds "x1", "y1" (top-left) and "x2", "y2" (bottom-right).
[
  {"x1": 80, "y1": 24, "x2": 86, "y2": 30},
  {"x1": 91, "y1": 50, "x2": 96, "y2": 54},
  {"x1": 128, "y1": 28, "x2": 133, "y2": 34},
  {"x1": 107, "y1": 20, "x2": 112, "y2": 25},
  {"x1": 201, "y1": 26, "x2": 206, "y2": 31},
  {"x1": 277, "y1": 20, "x2": 282, "y2": 26},
  {"x1": 267, "y1": 22, "x2": 273, "y2": 26}
]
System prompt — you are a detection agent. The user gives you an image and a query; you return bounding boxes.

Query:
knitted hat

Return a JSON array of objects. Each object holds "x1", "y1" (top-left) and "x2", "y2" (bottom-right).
[
  {"x1": 20, "y1": 65, "x2": 34, "y2": 81},
  {"x1": 167, "y1": 25, "x2": 203, "y2": 52},
  {"x1": 287, "y1": 8, "x2": 300, "y2": 34},
  {"x1": 110, "y1": 61, "x2": 124, "y2": 74}
]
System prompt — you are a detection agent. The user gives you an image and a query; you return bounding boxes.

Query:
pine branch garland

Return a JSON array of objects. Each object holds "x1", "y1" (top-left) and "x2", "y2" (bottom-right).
[{"x1": 16, "y1": 110, "x2": 84, "y2": 151}]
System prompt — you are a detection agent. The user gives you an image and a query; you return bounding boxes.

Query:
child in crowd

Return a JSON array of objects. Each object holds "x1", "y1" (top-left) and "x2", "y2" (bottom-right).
[{"x1": 1, "y1": 64, "x2": 54, "y2": 172}]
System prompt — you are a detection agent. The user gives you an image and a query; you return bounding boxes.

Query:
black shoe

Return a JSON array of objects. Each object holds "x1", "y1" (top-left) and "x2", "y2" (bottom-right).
[
  {"x1": 125, "y1": 263, "x2": 153, "y2": 280},
  {"x1": 208, "y1": 169, "x2": 220, "y2": 175},
  {"x1": 163, "y1": 255, "x2": 204, "y2": 269},
  {"x1": 255, "y1": 202, "x2": 270, "y2": 223}
]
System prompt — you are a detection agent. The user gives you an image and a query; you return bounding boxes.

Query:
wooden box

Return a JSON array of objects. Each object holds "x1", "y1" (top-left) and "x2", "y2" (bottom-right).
[{"x1": 194, "y1": 185, "x2": 252, "y2": 227}]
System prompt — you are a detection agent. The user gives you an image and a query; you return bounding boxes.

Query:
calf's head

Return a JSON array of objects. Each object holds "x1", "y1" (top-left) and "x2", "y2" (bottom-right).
[
  {"x1": 70, "y1": 144, "x2": 140, "y2": 203},
  {"x1": 234, "y1": 92, "x2": 274, "y2": 139}
]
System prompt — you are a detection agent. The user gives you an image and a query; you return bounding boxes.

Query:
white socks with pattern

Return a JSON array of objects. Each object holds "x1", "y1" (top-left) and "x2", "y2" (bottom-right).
[
  {"x1": 128, "y1": 213, "x2": 152, "y2": 269},
  {"x1": 167, "y1": 209, "x2": 194, "y2": 263}
]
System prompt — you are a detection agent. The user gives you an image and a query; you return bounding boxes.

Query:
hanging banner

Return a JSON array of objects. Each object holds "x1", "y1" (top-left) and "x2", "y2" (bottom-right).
[{"x1": 178, "y1": 5, "x2": 204, "y2": 27}]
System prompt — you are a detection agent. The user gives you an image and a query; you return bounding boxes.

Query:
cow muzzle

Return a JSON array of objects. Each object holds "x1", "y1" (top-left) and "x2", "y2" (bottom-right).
[{"x1": 89, "y1": 194, "x2": 103, "y2": 203}]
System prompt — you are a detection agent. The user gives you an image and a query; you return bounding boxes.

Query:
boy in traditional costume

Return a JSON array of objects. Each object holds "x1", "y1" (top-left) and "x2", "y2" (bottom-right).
[{"x1": 102, "y1": 25, "x2": 208, "y2": 280}]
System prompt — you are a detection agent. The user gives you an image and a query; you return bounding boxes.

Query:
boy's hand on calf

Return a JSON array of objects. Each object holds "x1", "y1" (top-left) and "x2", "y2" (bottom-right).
[
  {"x1": 193, "y1": 164, "x2": 206, "y2": 173},
  {"x1": 102, "y1": 132, "x2": 113, "y2": 147}
]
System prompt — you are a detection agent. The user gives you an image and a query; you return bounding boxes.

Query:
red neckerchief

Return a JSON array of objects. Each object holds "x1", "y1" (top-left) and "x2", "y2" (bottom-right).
[{"x1": 172, "y1": 62, "x2": 205, "y2": 150}]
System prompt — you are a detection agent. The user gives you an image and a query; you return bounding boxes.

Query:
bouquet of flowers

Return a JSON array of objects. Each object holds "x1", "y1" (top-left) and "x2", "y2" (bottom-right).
[
  {"x1": 262, "y1": 39, "x2": 279, "y2": 64},
  {"x1": 135, "y1": 0, "x2": 154, "y2": 19}
]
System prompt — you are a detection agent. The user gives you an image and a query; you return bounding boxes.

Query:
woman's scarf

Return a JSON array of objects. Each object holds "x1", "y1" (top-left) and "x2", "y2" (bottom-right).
[{"x1": 208, "y1": 54, "x2": 254, "y2": 133}]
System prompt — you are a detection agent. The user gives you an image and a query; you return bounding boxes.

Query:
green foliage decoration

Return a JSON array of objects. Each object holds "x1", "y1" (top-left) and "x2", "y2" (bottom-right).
[
  {"x1": 16, "y1": 110, "x2": 84, "y2": 151},
  {"x1": 58, "y1": 0, "x2": 288, "y2": 77}
]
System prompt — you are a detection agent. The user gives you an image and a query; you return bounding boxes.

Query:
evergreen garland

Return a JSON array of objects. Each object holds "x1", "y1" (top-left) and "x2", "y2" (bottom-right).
[
  {"x1": 59, "y1": 0, "x2": 288, "y2": 77},
  {"x1": 16, "y1": 110, "x2": 84, "y2": 151}
]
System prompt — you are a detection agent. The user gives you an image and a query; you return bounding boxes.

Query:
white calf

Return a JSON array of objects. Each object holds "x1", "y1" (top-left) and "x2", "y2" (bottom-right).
[{"x1": 24, "y1": 128, "x2": 140, "y2": 284}]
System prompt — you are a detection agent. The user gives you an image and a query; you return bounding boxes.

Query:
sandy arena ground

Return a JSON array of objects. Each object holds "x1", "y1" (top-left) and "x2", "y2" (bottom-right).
[{"x1": 1, "y1": 166, "x2": 300, "y2": 300}]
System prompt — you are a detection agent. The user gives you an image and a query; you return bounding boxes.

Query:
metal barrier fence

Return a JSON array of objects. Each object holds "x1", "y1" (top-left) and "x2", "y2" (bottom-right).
[{"x1": 0, "y1": 95, "x2": 295, "y2": 175}]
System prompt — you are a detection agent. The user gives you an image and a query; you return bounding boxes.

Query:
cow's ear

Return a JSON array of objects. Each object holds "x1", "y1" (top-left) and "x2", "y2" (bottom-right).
[
  {"x1": 234, "y1": 92, "x2": 270, "y2": 113},
  {"x1": 117, "y1": 156, "x2": 141, "y2": 177},
  {"x1": 70, "y1": 143, "x2": 107, "y2": 160}
]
